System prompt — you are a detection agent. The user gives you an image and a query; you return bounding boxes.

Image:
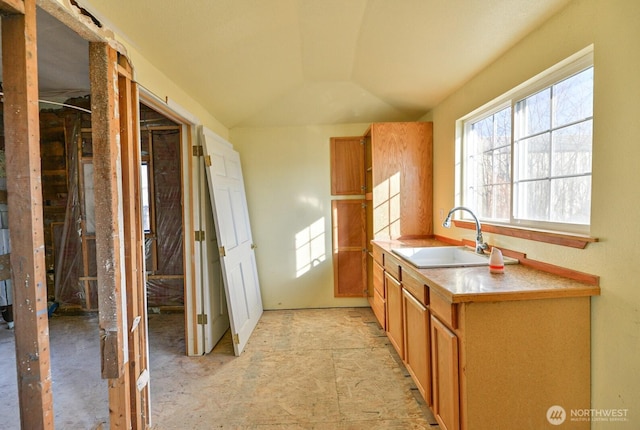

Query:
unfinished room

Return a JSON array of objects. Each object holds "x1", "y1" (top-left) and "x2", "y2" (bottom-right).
[{"x1": 2, "y1": 0, "x2": 640, "y2": 429}]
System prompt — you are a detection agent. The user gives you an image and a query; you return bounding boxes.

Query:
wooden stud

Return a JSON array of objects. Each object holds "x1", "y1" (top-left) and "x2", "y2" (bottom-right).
[
  {"x1": 89, "y1": 41, "x2": 132, "y2": 428},
  {"x1": 118, "y1": 54, "x2": 151, "y2": 429},
  {"x1": 118, "y1": 56, "x2": 142, "y2": 429},
  {"x1": 1, "y1": 0, "x2": 54, "y2": 428}
]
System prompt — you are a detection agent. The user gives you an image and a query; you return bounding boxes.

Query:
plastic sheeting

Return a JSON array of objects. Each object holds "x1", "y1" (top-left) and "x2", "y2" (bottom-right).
[
  {"x1": 140, "y1": 126, "x2": 184, "y2": 307},
  {"x1": 50, "y1": 104, "x2": 185, "y2": 308},
  {"x1": 53, "y1": 114, "x2": 87, "y2": 307}
]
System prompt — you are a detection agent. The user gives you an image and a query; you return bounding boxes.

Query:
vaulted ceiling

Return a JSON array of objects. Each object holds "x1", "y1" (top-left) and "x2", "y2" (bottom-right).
[{"x1": 6, "y1": 0, "x2": 573, "y2": 129}]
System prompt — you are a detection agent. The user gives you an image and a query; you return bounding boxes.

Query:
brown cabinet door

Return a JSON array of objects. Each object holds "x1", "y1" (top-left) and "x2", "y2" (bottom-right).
[
  {"x1": 369, "y1": 122, "x2": 433, "y2": 239},
  {"x1": 403, "y1": 289, "x2": 432, "y2": 405},
  {"x1": 371, "y1": 260, "x2": 386, "y2": 328},
  {"x1": 372, "y1": 260, "x2": 385, "y2": 298},
  {"x1": 385, "y1": 272, "x2": 404, "y2": 359},
  {"x1": 332, "y1": 199, "x2": 367, "y2": 297},
  {"x1": 431, "y1": 315, "x2": 460, "y2": 430},
  {"x1": 330, "y1": 136, "x2": 365, "y2": 195}
]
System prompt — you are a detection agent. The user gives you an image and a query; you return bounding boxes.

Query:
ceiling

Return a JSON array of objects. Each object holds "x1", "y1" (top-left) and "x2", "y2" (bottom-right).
[{"x1": 4, "y1": 0, "x2": 572, "y2": 129}]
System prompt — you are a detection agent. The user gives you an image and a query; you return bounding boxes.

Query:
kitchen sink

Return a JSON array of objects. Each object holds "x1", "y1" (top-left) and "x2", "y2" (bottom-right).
[{"x1": 391, "y1": 246, "x2": 516, "y2": 269}]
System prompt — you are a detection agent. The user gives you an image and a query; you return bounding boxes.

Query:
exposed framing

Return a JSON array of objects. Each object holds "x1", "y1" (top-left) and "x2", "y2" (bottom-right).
[
  {"x1": 2, "y1": 0, "x2": 151, "y2": 428},
  {"x1": 117, "y1": 54, "x2": 151, "y2": 428},
  {"x1": 1, "y1": 1, "x2": 53, "y2": 428},
  {"x1": 89, "y1": 42, "x2": 151, "y2": 428},
  {"x1": 89, "y1": 41, "x2": 135, "y2": 427}
]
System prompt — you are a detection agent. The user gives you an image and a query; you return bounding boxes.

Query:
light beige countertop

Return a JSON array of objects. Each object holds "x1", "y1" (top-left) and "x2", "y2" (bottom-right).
[{"x1": 372, "y1": 239, "x2": 601, "y2": 304}]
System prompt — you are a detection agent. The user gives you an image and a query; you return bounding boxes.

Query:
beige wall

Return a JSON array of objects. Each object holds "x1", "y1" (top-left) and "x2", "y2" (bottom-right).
[
  {"x1": 119, "y1": 43, "x2": 230, "y2": 138},
  {"x1": 425, "y1": 0, "x2": 639, "y2": 426},
  {"x1": 231, "y1": 125, "x2": 370, "y2": 309}
]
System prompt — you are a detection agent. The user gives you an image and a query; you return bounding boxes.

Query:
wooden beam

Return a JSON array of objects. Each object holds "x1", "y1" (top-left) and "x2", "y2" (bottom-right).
[
  {"x1": 90, "y1": 41, "x2": 125, "y2": 380},
  {"x1": 0, "y1": 0, "x2": 25, "y2": 15},
  {"x1": 89, "y1": 41, "x2": 132, "y2": 428},
  {"x1": 118, "y1": 53, "x2": 150, "y2": 429},
  {"x1": 1, "y1": 0, "x2": 54, "y2": 428}
]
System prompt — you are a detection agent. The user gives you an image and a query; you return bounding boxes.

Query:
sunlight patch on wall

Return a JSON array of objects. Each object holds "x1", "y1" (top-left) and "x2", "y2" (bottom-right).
[
  {"x1": 298, "y1": 194, "x2": 322, "y2": 208},
  {"x1": 295, "y1": 218, "x2": 326, "y2": 278},
  {"x1": 373, "y1": 172, "x2": 401, "y2": 239}
]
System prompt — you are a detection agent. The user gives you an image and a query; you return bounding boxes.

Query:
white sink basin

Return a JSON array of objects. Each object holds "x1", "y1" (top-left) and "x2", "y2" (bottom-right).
[{"x1": 391, "y1": 246, "x2": 510, "y2": 268}]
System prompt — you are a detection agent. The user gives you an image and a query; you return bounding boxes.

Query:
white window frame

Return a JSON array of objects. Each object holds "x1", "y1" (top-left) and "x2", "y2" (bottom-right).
[{"x1": 456, "y1": 46, "x2": 594, "y2": 235}]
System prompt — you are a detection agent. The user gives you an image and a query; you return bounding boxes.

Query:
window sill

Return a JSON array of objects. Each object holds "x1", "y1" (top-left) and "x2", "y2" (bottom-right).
[{"x1": 452, "y1": 220, "x2": 598, "y2": 249}]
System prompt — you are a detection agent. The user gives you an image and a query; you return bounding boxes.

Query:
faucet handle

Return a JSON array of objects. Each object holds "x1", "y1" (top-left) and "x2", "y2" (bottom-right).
[{"x1": 475, "y1": 231, "x2": 488, "y2": 254}]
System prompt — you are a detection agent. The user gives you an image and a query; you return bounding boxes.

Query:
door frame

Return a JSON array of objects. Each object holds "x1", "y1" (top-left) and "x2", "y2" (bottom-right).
[{"x1": 138, "y1": 90, "x2": 210, "y2": 356}]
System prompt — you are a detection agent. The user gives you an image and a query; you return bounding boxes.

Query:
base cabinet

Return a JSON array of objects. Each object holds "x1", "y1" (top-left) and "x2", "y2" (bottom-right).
[
  {"x1": 430, "y1": 315, "x2": 460, "y2": 430},
  {"x1": 371, "y1": 260, "x2": 386, "y2": 329},
  {"x1": 456, "y1": 298, "x2": 591, "y2": 429},
  {"x1": 384, "y1": 272, "x2": 404, "y2": 360},
  {"x1": 402, "y1": 289, "x2": 431, "y2": 406},
  {"x1": 371, "y1": 244, "x2": 593, "y2": 430}
]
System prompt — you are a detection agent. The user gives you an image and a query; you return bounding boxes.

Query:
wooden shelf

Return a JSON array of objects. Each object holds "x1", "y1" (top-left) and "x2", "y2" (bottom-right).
[{"x1": 452, "y1": 219, "x2": 598, "y2": 249}]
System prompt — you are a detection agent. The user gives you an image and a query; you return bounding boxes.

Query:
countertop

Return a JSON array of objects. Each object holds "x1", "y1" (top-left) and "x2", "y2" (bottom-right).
[{"x1": 372, "y1": 239, "x2": 601, "y2": 304}]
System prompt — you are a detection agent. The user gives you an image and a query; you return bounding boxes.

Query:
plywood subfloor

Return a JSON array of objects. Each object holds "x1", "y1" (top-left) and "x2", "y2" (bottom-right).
[{"x1": 0, "y1": 308, "x2": 438, "y2": 429}]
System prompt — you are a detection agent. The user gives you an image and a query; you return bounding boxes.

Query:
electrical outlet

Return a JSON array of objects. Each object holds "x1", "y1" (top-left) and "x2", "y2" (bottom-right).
[{"x1": 439, "y1": 208, "x2": 444, "y2": 221}]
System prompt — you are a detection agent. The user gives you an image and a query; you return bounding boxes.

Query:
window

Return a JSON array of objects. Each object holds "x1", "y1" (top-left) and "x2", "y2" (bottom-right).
[{"x1": 458, "y1": 48, "x2": 593, "y2": 234}]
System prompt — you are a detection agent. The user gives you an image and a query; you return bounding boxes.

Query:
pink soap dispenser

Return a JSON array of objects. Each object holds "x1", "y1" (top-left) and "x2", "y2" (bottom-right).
[{"x1": 489, "y1": 247, "x2": 504, "y2": 274}]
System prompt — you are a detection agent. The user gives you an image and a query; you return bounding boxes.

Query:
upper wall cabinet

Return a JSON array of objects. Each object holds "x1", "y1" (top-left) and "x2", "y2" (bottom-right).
[
  {"x1": 366, "y1": 122, "x2": 433, "y2": 241},
  {"x1": 330, "y1": 136, "x2": 365, "y2": 195},
  {"x1": 330, "y1": 122, "x2": 433, "y2": 299},
  {"x1": 331, "y1": 199, "x2": 367, "y2": 297}
]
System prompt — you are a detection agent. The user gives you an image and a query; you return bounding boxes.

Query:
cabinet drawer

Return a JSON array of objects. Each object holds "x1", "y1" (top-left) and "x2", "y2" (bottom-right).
[
  {"x1": 373, "y1": 246, "x2": 384, "y2": 266},
  {"x1": 373, "y1": 260, "x2": 385, "y2": 297},
  {"x1": 383, "y1": 252, "x2": 401, "y2": 281},
  {"x1": 402, "y1": 271, "x2": 427, "y2": 306},
  {"x1": 429, "y1": 290, "x2": 457, "y2": 329}
]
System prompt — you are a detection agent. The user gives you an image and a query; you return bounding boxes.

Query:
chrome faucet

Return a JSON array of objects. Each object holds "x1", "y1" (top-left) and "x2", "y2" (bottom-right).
[{"x1": 442, "y1": 206, "x2": 488, "y2": 254}]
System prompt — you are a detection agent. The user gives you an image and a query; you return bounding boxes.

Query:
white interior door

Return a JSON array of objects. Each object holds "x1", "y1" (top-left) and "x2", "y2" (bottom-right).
[
  {"x1": 200, "y1": 173, "x2": 230, "y2": 352},
  {"x1": 201, "y1": 126, "x2": 263, "y2": 356}
]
